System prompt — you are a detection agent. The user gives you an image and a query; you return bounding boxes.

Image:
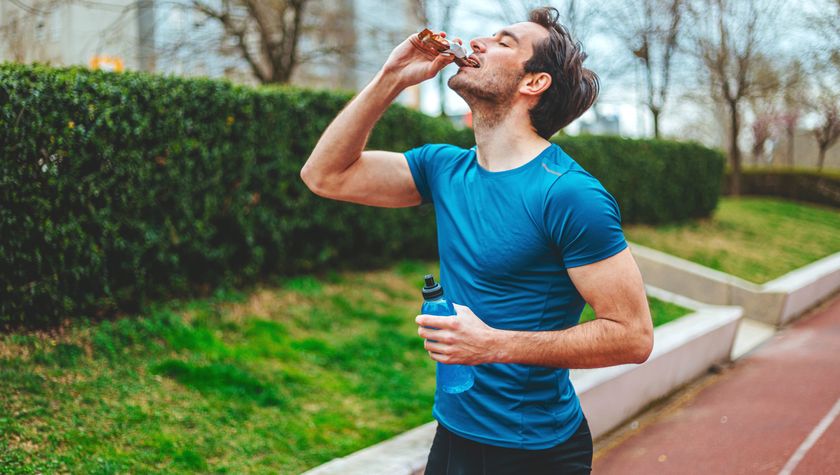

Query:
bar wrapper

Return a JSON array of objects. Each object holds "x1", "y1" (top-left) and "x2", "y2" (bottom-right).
[{"x1": 410, "y1": 28, "x2": 479, "y2": 68}]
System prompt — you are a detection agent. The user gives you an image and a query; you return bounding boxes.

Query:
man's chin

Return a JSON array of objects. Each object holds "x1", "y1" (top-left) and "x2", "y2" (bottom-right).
[{"x1": 447, "y1": 73, "x2": 469, "y2": 92}]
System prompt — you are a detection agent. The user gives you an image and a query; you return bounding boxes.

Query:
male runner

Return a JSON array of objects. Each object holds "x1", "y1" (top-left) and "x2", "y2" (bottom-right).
[{"x1": 301, "y1": 7, "x2": 654, "y2": 474}]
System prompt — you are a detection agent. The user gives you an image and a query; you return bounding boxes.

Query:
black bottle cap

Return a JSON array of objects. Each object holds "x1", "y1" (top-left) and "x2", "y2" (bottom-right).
[{"x1": 422, "y1": 274, "x2": 444, "y2": 300}]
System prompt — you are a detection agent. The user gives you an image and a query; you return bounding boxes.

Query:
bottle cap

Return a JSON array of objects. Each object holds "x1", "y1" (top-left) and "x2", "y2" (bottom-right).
[{"x1": 422, "y1": 274, "x2": 444, "y2": 300}]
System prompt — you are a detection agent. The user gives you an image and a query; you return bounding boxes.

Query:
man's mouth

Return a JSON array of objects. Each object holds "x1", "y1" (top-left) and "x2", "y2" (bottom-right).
[{"x1": 463, "y1": 55, "x2": 481, "y2": 68}]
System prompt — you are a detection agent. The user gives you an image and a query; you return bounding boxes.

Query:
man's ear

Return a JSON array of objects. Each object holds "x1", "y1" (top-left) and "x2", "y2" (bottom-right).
[{"x1": 520, "y1": 71, "x2": 551, "y2": 96}]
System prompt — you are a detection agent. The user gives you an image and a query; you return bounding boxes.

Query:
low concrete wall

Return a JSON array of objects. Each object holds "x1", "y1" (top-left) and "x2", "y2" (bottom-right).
[
  {"x1": 302, "y1": 289, "x2": 743, "y2": 475},
  {"x1": 631, "y1": 243, "x2": 840, "y2": 327},
  {"x1": 571, "y1": 297, "x2": 742, "y2": 439},
  {"x1": 763, "y1": 252, "x2": 840, "y2": 325},
  {"x1": 301, "y1": 421, "x2": 435, "y2": 475}
]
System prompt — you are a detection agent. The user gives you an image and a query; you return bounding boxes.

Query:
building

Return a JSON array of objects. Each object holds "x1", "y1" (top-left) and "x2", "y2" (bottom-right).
[
  {"x1": 0, "y1": 0, "x2": 155, "y2": 72},
  {"x1": 0, "y1": 0, "x2": 423, "y2": 106}
]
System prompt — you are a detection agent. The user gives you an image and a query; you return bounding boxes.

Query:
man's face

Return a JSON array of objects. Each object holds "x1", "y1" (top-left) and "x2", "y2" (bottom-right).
[{"x1": 448, "y1": 21, "x2": 549, "y2": 105}]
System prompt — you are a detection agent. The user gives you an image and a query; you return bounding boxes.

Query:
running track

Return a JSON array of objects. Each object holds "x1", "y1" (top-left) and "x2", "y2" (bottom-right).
[{"x1": 593, "y1": 292, "x2": 840, "y2": 475}]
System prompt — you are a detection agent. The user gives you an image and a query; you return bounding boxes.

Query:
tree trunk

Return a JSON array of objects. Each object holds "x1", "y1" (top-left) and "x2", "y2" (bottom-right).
[
  {"x1": 438, "y1": 72, "x2": 447, "y2": 118},
  {"x1": 786, "y1": 128, "x2": 795, "y2": 167},
  {"x1": 818, "y1": 146, "x2": 827, "y2": 171},
  {"x1": 752, "y1": 146, "x2": 762, "y2": 166},
  {"x1": 652, "y1": 108, "x2": 661, "y2": 139},
  {"x1": 728, "y1": 99, "x2": 742, "y2": 196}
]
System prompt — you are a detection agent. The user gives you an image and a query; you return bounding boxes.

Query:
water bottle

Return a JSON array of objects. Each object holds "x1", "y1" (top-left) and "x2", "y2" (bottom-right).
[{"x1": 421, "y1": 274, "x2": 474, "y2": 394}]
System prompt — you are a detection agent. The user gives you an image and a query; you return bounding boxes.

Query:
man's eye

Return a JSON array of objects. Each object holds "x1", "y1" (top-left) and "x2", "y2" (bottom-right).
[{"x1": 500, "y1": 42, "x2": 510, "y2": 47}]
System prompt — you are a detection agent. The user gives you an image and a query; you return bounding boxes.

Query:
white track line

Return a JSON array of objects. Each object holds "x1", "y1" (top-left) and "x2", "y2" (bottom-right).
[{"x1": 778, "y1": 396, "x2": 840, "y2": 475}]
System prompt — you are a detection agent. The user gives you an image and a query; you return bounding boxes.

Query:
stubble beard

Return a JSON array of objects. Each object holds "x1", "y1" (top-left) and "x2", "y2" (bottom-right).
[{"x1": 448, "y1": 66, "x2": 524, "y2": 130}]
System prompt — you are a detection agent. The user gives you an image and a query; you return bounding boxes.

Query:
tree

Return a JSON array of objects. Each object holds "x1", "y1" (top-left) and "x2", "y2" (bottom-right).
[
  {"x1": 187, "y1": 0, "x2": 309, "y2": 84},
  {"x1": 778, "y1": 60, "x2": 807, "y2": 167},
  {"x1": 813, "y1": 99, "x2": 840, "y2": 170},
  {"x1": 806, "y1": 0, "x2": 840, "y2": 170},
  {"x1": 689, "y1": 0, "x2": 778, "y2": 195},
  {"x1": 746, "y1": 54, "x2": 782, "y2": 166},
  {"x1": 750, "y1": 112, "x2": 774, "y2": 165},
  {"x1": 604, "y1": 0, "x2": 685, "y2": 138}
]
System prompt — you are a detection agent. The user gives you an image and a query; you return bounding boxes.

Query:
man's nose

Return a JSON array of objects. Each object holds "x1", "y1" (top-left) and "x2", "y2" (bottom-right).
[{"x1": 469, "y1": 39, "x2": 485, "y2": 53}]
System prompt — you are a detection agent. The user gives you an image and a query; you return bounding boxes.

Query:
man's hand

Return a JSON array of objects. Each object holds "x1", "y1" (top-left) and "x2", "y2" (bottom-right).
[
  {"x1": 382, "y1": 32, "x2": 459, "y2": 89},
  {"x1": 301, "y1": 32, "x2": 461, "y2": 207},
  {"x1": 416, "y1": 304, "x2": 499, "y2": 365}
]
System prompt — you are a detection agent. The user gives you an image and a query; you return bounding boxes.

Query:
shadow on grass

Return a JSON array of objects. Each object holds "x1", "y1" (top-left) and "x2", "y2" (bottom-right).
[{"x1": 150, "y1": 359, "x2": 285, "y2": 407}]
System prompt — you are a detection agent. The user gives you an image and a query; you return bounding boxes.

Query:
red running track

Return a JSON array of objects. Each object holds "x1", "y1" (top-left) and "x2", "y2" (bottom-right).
[{"x1": 593, "y1": 292, "x2": 840, "y2": 475}]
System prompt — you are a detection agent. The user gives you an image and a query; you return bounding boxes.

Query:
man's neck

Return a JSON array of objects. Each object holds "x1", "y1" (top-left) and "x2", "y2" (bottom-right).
[{"x1": 471, "y1": 107, "x2": 551, "y2": 172}]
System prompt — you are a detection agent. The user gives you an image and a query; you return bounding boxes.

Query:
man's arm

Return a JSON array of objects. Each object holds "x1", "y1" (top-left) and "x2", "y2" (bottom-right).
[
  {"x1": 300, "y1": 34, "x2": 456, "y2": 207},
  {"x1": 416, "y1": 247, "x2": 654, "y2": 368}
]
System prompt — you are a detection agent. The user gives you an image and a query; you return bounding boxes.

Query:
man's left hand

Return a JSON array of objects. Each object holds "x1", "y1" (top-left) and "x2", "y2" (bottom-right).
[{"x1": 416, "y1": 304, "x2": 499, "y2": 365}]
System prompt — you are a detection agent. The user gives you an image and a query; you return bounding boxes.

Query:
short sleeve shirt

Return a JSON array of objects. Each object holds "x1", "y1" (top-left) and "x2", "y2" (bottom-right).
[{"x1": 404, "y1": 143, "x2": 627, "y2": 449}]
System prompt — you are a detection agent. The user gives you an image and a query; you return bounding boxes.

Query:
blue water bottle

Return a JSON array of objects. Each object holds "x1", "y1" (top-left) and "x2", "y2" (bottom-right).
[{"x1": 421, "y1": 274, "x2": 474, "y2": 394}]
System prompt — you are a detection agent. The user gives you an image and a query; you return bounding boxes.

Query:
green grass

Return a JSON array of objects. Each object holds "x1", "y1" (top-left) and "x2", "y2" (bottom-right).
[
  {"x1": 0, "y1": 264, "x2": 688, "y2": 474},
  {"x1": 624, "y1": 197, "x2": 840, "y2": 284},
  {"x1": 579, "y1": 298, "x2": 687, "y2": 327}
]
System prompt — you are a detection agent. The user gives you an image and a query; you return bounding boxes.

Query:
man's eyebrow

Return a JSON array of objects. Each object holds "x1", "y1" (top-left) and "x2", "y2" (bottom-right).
[{"x1": 494, "y1": 29, "x2": 520, "y2": 44}]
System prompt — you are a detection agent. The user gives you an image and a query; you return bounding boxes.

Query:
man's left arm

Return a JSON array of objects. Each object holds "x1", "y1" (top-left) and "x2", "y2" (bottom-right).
[{"x1": 416, "y1": 247, "x2": 654, "y2": 369}]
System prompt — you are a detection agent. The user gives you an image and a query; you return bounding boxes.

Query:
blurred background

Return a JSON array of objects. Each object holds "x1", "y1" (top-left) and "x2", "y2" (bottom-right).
[{"x1": 2, "y1": 0, "x2": 838, "y2": 169}]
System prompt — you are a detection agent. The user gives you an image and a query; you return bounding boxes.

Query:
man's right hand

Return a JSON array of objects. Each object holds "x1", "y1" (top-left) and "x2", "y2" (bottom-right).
[
  {"x1": 301, "y1": 31, "x2": 461, "y2": 209},
  {"x1": 381, "y1": 31, "x2": 459, "y2": 89}
]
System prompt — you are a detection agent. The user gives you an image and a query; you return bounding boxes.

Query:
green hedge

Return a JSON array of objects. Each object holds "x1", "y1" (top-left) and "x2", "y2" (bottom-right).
[
  {"x1": 554, "y1": 135, "x2": 726, "y2": 224},
  {"x1": 0, "y1": 63, "x2": 473, "y2": 329},
  {"x1": 1, "y1": 63, "x2": 723, "y2": 329},
  {"x1": 723, "y1": 168, "x2": 840, "y2": 208}
]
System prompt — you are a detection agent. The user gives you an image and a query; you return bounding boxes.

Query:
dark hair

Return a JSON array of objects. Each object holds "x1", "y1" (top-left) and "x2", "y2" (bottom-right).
[{"x1": 525, "y1": 7, "x2": 599, "y2": 139}]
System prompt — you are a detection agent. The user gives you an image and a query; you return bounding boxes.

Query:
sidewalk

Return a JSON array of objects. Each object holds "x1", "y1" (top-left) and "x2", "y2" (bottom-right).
[{"x1": 592, "y1": 292, "x2": 840, "y2": 474}]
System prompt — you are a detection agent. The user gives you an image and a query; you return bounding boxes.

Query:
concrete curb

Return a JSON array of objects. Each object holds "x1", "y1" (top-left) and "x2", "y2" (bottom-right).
[
  {"x1": 630, "y1": 243, "x2": 840, "y2": 327},
  {"x1": 570, "y1": 289, "x2": 743, "y2": 439},
  {"x1": 301, "y1": 286, "x2": 745, "y2": 475},
  {"x1": 301, "y1": 421, "x2": 435, "y2": 475}
]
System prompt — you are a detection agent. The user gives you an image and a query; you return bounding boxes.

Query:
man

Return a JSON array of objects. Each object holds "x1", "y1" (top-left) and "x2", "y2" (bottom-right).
[{"x1": 301, "y1": 6, "x2": 653, "y2": 474}]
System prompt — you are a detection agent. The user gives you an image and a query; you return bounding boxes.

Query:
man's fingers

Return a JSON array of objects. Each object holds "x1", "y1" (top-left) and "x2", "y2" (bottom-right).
[
  {"x1": 416, "y1": 314, "x2": 455, "y2": 328},
  {"x1": 419, "y1": 326, "x2": 454, "y2": 343},
  {"x1": 424, "y1": 340, "x2": 448, "y2": 353},
  {"x1": 432, "y1": 52, "x2": 455, "y2": 70},
  {"x1": 428, "y1": 351, "x2": 449, "y2": 363}
]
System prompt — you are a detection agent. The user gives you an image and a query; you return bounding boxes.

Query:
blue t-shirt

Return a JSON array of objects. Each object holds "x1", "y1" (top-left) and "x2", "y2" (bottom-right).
[{"x1": 404, "y1": 142, "x2": 628, "y2": 449}]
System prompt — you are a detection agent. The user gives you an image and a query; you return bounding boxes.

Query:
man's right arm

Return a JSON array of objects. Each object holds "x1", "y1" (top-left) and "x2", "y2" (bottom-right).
[{"x1": 300, "y1": 34, "x2": 456, "y2": 208}]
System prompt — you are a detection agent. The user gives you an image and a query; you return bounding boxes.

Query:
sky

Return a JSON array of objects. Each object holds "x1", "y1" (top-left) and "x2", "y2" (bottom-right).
[
  {"x1": 415, "y1": 1, "x2": 655, "y2": 137},
  {"x1": 414, "y1": 0, "x2": 831, "y2": 141}
]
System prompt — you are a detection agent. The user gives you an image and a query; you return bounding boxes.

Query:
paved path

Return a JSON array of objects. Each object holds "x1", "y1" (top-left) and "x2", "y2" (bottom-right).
[{"x1": 593, "y1": 292, "x2": 840, "y2": 475}]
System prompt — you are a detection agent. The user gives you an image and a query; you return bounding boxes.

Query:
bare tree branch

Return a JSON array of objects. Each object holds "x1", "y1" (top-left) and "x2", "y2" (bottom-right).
[
  {"x1": 688, "y1": 0, "x2": 781, "y2": 194},
  {"x1": 603, "y1": 0, "x2": 685, "y2": 138},
  {"x1": 186, "y1": 0, "x2": 311, "y2": 84}
]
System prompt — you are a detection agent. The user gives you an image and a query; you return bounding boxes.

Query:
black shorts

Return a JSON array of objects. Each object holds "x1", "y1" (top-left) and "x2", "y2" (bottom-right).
[{"x1": 423, "y1": 416, "x2": 593, "y2": 475}]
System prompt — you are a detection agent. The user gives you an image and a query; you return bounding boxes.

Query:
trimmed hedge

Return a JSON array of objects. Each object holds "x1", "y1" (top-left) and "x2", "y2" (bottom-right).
[
  {"x1": 1, "y1": 63, "x2": 723, "y2": 329},
  {"x1": 555, "y1": 135, "x2": 726, "y2": 224},
  {"x1": 0, "y1": 64, "x2": 473, "y2": 328},
  {"x1": 723, "y1": 168, "x2": 840, "y2": 208}
]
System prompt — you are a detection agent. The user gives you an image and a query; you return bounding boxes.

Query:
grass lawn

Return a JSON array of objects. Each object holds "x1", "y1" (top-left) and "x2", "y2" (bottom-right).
[
  {"x1": 624, "y1": 197, "x2": 840, "y2": 284},
  {"x1": 579, "y1": 297, "x2": 686, "y2": 327},
  {"x1": 0, "y1": 262, "x2": 688, "y2": 474}
]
